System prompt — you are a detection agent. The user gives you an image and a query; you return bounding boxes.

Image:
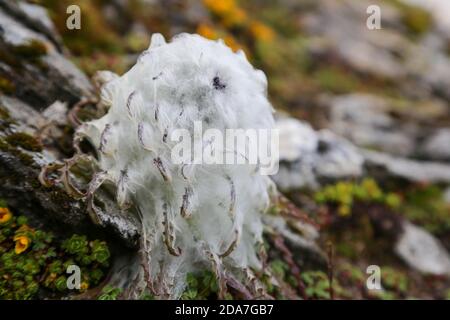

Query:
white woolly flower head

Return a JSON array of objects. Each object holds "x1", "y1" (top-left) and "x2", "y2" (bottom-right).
[{"x1": 76, "y1": 33, "x2": 277, "y2": 298}]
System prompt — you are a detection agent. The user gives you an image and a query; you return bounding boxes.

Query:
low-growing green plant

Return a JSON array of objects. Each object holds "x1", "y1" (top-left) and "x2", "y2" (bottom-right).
[
  {"x1": 181, "y1": 271, "x2": 222, "y2": 300},
  {"x1": 0, "y1": 201, "x2": 111, "y2": 299},
  {"x1": 97, "y1": 285, "x2": 123, "y2": 300},
  {"x1": 381, "y1": 266, "x2": 409, "y2": 294},
  {"x1": 301, "y1": 271, "x2": 347, "y2": 299},
  {"x1": 365, "y1": 266, "x2": 410, "y2": 300},
  {"x1": 401, "y1": 185, "x2": 450, "y2": 235}
]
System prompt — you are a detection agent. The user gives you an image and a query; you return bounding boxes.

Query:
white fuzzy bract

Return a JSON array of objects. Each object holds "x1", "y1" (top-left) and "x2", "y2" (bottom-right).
[{"x1": 76, "y1": 33, "x2": 276, "y2": 298}]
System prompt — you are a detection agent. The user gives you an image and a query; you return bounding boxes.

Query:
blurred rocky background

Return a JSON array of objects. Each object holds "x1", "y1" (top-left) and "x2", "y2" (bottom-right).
[{"x1": 1, "y1": 0, "x2": 450, "y2": 299}]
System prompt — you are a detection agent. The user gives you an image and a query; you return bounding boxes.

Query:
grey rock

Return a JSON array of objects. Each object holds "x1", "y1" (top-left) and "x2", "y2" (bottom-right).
[
  {"x1": 395, "y1": 222, "x2": 450, "y2": 276},
  {"x1": 326, "y1": 94, "x2": 417, "y2": 157},
  {"x1": 323, "y1": 93, "x2": 450, "y2": 161},
  {"x1": 41, "y1": 101, "x2": 69, "y2": 126},
  {"x1": 420, "y1": 128, "x2": 450, "y2": 161},
  {"x1": 363, "y1": 149, "x2": 450, "y2": 183},
  {"x1": 0, "y1": 0, "x2": 63, "y2": 50},
  {"x1": 274, "y1": 117, "x2": 363, "y2": 190},
  {"x1": 303, "y1": 0, "x2": 408, "y2": 79},
  {"x1": 400, "y1": 0, "x2": 450, "y2": 38},
  {"x1": 0, "y1": 96, "x2": 140, "y2": 247},
  {"x1": 0, "y1": 6, "x2": 94, "y2": 110},
  {"x1": 304, "y1": 0, "x2": 450, "y2": 100},
  {"x1": 0, "y1": 2, "x2": 139, "y2": 247},
  {"x1": 274, "y1": 116, "x2": 450, "y2": 187},
  {"x1": 444, "y1": 187, "x2": 450, "y2": 204}
]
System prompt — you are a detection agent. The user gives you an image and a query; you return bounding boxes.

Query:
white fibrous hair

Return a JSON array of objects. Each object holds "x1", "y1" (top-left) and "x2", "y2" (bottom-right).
[{"x1": 75, "y1": 33, "x2": 277, "y2": 298}]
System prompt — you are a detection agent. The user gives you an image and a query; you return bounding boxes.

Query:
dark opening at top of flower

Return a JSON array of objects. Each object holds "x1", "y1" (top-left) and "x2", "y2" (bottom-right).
[{"x1": 212, "y1": 76, "x2": 226, "y2": 90}]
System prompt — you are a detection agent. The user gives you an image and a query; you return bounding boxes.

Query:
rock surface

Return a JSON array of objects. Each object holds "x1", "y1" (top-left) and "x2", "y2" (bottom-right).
[
  {"x1": 274, "y1": 117, "x2": 363, "y2": 190},
  {"x1": 401, "y1": 0, "x2": 450, "y2": 37},
  {"x1": 275, "y1": 116, "x2": 450, "y2": 190},
  {"x1": 0, "y1": 4, "x2": 139, "y2": 247},
  {"x1": 322, "y1": 93, "x2": 450, "y2": 160},
  {"x1": 0, "y1": 4, "x2": 93, "y2": 110},
  {"x1": 324, "y1": 94, "x2": 417, "y2": 157},
  {"x1": 420, "y1": 128, "x2": 450, "y2": 161},
  {"x1": 363, "y1": 150, "x2": 450, "y2": 184},
  {"x1": 395, "y1": 222, "x2": 450, "y2": 276},
  {"x1": 304, "y1": 0, "x2": 450, "y2": 100}
]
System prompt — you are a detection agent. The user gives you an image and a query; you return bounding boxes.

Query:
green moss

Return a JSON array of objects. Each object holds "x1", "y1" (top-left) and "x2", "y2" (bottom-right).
[
  {"x1": 0, "y1": 77, "x2": 15, "y2": 95},
  {"x1": 0, "y1": 105, "x2": 13, "y2": 131},
  {"x1": 4, "y1": 132, "x2": 43, "y2": 152},
  {"x1": 0, "y1": 138, "x2": 35, "y2": 166},
  {"x1": 401, "y1": 185, "x2": 450, "y2": 235},
  {"x1": 313, "y1": 67, "x2": 359, "y2": 94},
  {"x1": 0, "y1": 202, "x2": 112, "y2": 300},
  {"x1": 11, "y1": 39, "x2": 48, "y2": 60},
  {"x1": 401, "y1": 5, "x2": 433, "y2": 35},
  {"x1": 72, "y1": 54, "x2": 128, "y2": 77},
  {"x1": 0, "y1": 106, "x2": 10, "y2": 120},
  {"x1": 386, "y1": 0, "x2": 433, "y2": 36}
]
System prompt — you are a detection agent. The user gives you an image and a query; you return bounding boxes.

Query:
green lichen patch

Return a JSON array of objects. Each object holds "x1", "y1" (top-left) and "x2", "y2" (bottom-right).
[
  {"x1": 314, "y1": 178, "x2": 401, "y2": 217},
  {"x1": 4, "y1": 132, "x2": 43, "y2": 152}
]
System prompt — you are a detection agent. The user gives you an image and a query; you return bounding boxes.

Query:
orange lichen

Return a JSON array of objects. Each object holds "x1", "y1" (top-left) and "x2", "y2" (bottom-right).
[
  {"x1": 224, "y1": 35, "x2": 241, "y2": 52},
  {"x1": 197, "y1": 24, "x2": 218, "y2": 40},
  {"x1": 249, "y1": 22, "x2": 275, "y2": 42},
  {"x1": 196, "y1": 24, "x2": 242, "y2": 52},
  {"x1": 203, "y1": 0, "x2": 236, "y2": 16}
]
